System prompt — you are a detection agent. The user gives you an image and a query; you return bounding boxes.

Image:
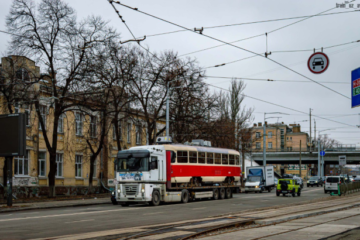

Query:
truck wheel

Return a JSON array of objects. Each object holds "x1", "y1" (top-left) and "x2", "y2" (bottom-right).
[
  {"x1": 292, "y1": 190, "x2": 296, "y2": 197},
  {"x1": 181, "y1": 189, "x2": 189, "y2": 203},
  {"x1": 317, "y1": 184, "x2": 319, "y2": 187},
  {"x1": 225, "y1": 188, "x2": 232, "y2": 199},
  {"x1": 268, "y1": 188, "x2": 272, "y2": 193},
  {"x1": 307, "y1": 185, "x2": 309, "y2": 187},
  {"x1": 260, "y1": 187, "x2": 264, "y2": 193},
  {"x1": 212, "y1": 189, "x2": 219, "y2": 200},
  {"x1": 297, "y1": 190, "x2": 301, "y2": 197},
  {"x1": 324, "y1": 190, "x2": 327, "y2": 194},
  {"x1": 150, "y1": 190, "x2": 160, "y2": 206},
  {"x1": 276, "y1": 192, "x2": 280, "y2": 196},
  {"x1": 219, "y1": 188, "x2": 225, "y2": 199}
]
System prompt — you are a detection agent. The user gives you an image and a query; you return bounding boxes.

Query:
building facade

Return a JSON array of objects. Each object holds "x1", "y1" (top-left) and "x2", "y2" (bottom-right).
[{"x1": 0, "y1": 56, "x2": 165, "y2": 197}]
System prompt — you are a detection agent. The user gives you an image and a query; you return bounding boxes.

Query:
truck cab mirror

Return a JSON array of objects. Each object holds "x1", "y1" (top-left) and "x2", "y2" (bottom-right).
[{"x1": 150, "y1": 157, "x2": 158, "y2": 170}]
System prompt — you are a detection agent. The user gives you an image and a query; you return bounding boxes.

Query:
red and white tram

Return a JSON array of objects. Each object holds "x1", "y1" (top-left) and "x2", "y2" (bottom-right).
[{"x1": 111, "y1": 140, "x2": 241, "y2": 206}]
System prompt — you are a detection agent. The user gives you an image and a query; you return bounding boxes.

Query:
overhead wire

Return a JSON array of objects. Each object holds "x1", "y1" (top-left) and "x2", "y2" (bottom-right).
[
  {"x1": 142, "y1": 10, "x2": 359, "y2": 38},
  {"x1": 113, "y1": 2, "x2": 350, "y2": 99}
]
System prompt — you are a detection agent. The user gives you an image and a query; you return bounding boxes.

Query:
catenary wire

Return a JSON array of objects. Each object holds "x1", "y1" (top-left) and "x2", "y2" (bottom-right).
[
  {"x1": 113, "y1": 2, "x2": 350, "y2": 99},
  {"x1": 142, "y1": 10, "x2": 359, "y2": 38}
]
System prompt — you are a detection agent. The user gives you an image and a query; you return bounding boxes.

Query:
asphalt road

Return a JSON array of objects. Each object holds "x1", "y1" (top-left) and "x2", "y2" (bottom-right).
[{"x1": 0, "y1": 187, "x2": 326, "y2": 240}]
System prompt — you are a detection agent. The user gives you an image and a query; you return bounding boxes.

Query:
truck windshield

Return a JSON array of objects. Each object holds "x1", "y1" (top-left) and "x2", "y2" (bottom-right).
[
  {"x1": 248, "y1": 176, "x2": 261, "y2": 182},
  {"x1": 118, "y1": 157, "x2": 149, "y2": 172}
]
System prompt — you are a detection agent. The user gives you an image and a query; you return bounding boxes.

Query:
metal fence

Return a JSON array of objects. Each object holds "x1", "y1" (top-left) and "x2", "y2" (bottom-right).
[{"x1": 338, "y1": 182, "x2": 360, "y2": 196}]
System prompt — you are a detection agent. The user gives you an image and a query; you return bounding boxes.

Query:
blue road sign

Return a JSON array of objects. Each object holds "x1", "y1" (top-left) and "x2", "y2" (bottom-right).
[
  {"x1": 352, "y1": 67, "x2": 360, "y2": 108},
  {"x1": 320, "y1": 151, "x2": 326, "y2": 156}
]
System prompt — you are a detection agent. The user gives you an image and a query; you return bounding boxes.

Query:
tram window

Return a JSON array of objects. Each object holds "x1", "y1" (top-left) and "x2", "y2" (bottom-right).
[
  {"x1": 215, "y1": 153, "x2": 221, "y2": 164},
  {"x1": 222, "y1": 154, "x2": 229, "y2": 165},
  {"x1": 229, "y1": 155, "x2": 235, "y2": 165},
  {"x1": 177, "y1": 151, "x2": 188, "y2": 163},
  {"x1": 235, "y1": 155, "x2": 240, "y2": 165},
  {"x1": 198, "y1": 152, "x2": 206, "y2": 164},
  {"x1": 189, "y1": 151, "x2": 198, "y2": 163},
  {"x1": 171, "y1": 151, "x2": 176, "y2": 163},
  {"x1": 207, "y1": 153, "x2": 214, "y2": 164}
]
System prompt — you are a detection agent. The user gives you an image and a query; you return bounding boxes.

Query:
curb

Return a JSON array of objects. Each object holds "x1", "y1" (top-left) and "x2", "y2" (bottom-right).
[
  {"x1": 255, "y1": 202, "x2": 360, "y2": 225},
  {"x1": 0, "y1": 200, "x2": 111, "y2": 213}
]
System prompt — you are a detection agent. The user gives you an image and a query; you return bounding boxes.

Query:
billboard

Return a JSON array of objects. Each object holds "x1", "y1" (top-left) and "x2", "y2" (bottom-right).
[
  {"x1": 288, "y1": 164, "x2": 306, "y2": 170},
  {"x1": 0, "y1": 113, "x2": 26, "y2": 157},
  {"x1": 352, "y1": 67, "x2": 360, "y2": 108}
]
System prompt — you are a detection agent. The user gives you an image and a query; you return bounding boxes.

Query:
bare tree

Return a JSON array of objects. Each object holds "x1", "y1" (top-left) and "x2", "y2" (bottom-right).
[
  {"x1": 6, "y1": 0, "x2": 117, "y2": 197},
  {"x1": 318, "y1": 134, "x2": 341, "y2": 149}
]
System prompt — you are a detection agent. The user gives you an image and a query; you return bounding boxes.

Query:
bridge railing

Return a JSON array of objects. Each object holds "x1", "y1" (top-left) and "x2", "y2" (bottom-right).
[{"x1": 251, "y1": 146, "x2": 360, "y2": 153}]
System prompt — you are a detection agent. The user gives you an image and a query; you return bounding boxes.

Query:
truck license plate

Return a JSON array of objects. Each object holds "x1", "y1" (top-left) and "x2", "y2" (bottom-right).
[{"x1": 282, "y1": 191, "x2": 287, "y2": 193}]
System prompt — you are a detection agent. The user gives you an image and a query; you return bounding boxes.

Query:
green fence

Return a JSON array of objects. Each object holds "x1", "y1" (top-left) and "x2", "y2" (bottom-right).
[{"x1": 337, "y1": 182, "x2": 360, "y2": 196}]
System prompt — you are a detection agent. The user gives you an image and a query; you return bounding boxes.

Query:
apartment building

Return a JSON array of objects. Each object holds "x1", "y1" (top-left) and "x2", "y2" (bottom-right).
[{"x1": 0, "y1": 56, "x2": 165, "y2": 196}]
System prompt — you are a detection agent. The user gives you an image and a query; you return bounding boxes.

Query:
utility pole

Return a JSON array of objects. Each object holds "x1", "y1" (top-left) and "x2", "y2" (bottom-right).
[
  {"x1": 166, "y1": 82, "x2": 170, "y2": 137},
  {"x1": 314, "y1": 119, "x2": 316, "y2": 142},
  {"x1": 309, "y1": 108, "x2": 312, "y2": 152},
  {"x1": 299, "y1": 140, "x2": 302, "y2": 178},
  {"x1": 263, "y1": 118, "x2": 266, "y2": 166},
  {"x1": 317, "y1": 140, "x2": 321, "y2": 178}
]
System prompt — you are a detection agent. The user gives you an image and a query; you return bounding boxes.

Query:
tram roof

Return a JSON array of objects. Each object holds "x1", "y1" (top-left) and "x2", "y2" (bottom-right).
[{"x1": 162, "y1": 144, "x2": 239, "y2": 155}]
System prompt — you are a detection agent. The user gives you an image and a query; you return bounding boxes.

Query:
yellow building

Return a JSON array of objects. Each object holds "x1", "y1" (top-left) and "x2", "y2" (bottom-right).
[
  {"x1": 0, "y1": 56, "x2": 165, "y2": 196},
  {"x1": 251, "y1": 122, "x2": 309, "y2": 178}
]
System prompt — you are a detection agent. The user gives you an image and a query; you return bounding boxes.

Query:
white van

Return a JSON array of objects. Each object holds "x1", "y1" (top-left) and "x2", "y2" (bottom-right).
[{"x1": 324, "y1": 176, "x2": 341, "y2": 193}]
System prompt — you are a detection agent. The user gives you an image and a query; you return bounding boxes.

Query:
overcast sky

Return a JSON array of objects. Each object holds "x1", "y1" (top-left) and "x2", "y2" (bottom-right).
[{"x1": 1, "y1": 0, "x2": 359, "y2": 145}]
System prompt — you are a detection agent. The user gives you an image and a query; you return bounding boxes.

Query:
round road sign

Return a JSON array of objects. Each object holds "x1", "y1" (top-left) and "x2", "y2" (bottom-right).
[
  {"x1": 320, "y1": 150, "x2": 326, "y2": 156},
  {"x1": 307, "y1": 52, "x2": 329, "y2": 74}
]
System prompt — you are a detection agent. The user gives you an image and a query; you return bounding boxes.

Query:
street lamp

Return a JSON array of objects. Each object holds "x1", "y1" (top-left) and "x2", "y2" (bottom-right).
[{"x1": 263, "y1": 112, "x2": 288, "y2": 166}]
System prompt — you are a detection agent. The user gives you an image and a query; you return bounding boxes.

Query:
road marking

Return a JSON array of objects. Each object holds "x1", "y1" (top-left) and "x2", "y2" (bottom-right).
[
  {"x1": 192, "y1": 207, "x2": 206, "y2": 210},
  {"x1": 143, "y1": 212, "x2": 164, "y2": 215},
  {"x1": 0, "y1": 207, "x2": 143, "y2": 222},
  {"x1": 65, "y1": 219, "x2": 94, "y2": 224}
]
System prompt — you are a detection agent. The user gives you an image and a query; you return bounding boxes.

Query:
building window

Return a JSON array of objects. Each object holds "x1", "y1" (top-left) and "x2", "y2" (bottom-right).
[
  {"x1": 56, "y1": 153, "x2": 63, "y2": 177},
  {"x1": 136, "y1": 125, "x2": 141, "y2": 144},
  {"x1": 58, "y1": 114, "x2": 64, "y2": 133},
  {"x1": 39, "y1": 105, "x2": 46, "y2": 130},
  {"x1": 127, "y1": 123, "x2": 131, "y2": 143},
  {"x1": 93, "y1": 158, "x2": 97, "y2": 178},
  {"x1": 24, "y1": 104, "x2": 31, "y2": 126},
  {"x1": 268, "y1": 142, "x2": 273, "y2": 149},
  {"x1": 177, "y1": 151, "x2": 188, "y2": 163},
  {"x1": 113, "y1": 121, "x2": 122, "y2": 140},
  {"x1": 268, "y1": 131, "x2": 272, "y2": 138},
  {"x1": 75, "y1": 155, "x2": 82, "y2": 178},
  {"x1": 90, "y1": 116, "x2": 97, "y2": 138},
  {"x1": 256, "y1": 132, "x2": 261, "y2": 138},
  {"x1": 256, "y1": 142, "x2": 261, "y2": 149},
  {"x1": 16, "y1": 68, "x2": 30, "y2": 81},
  {"x1": 38, "y1": 152, "x2": 46, "y2": 177},
  {"x1": 14, "y1": 150, "x2": 29, "y2": 176},
  {"x1": 75, "y1": 113, "x2": 84, "y2": 136}
]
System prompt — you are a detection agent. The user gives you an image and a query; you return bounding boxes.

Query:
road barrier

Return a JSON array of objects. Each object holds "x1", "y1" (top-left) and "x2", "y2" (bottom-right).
[{"x1": 337, "y1": 182, "x2": 360, "y2": 196}]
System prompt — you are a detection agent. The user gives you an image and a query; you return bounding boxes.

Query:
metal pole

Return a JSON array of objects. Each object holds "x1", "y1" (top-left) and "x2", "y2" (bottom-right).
[
  {"x1": 299, "y1": 140, "x2": 302, "y2": 178},
  {"x1": 263, "y1": 114, "x2": 266, "y2": 166},
  {"x1": 321, "y1": 144, "x2": 324, "y2": 178},
  {"x1": 166, "y1": 82, "x2": 170, "y2": 137},
  {"x1": 317, "y1": 140, "x2": 320, "y2": 178},
  {"x1": 309, "y1": 108, "x2": 312, "y2": 152},
  {"x1": 6, "y1": 156, "x2": 13, "y2": 207}
]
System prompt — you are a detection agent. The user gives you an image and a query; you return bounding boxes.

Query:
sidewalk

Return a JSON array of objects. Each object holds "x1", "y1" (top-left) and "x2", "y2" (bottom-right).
[{"x1": 0, "y1": 196, "x2": 111, "y2": 213}]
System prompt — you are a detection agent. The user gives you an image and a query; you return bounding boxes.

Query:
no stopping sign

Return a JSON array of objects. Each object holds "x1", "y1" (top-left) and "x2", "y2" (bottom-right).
[{"x1": 308, "y1": 52, "x2": 329, "y2": 74}]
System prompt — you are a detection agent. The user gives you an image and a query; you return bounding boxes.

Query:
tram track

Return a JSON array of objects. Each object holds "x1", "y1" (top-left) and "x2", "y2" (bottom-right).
[{"x1": 113, "y1": 193, "x2": 360, "y2": 240}]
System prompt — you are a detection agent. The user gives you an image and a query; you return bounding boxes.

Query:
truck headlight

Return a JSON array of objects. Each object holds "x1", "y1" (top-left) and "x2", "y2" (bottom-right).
[
  {"x1": 117, "y1": 189, "x2": 121, "y2": 193},
  {"x1": 307, "y1": 181, "x2": 309, "y2": 183},
  {"x1": 112, "y1": 191, "x2": 115, "y2": 196},
  {"x1": 141, "y1": 188, "x2": 145, "y2": 193},
  {"x1": 315, "y1": 181, "x2": 318, "y2": 183},
  {"x1": 255, "y1": 186, "x2": 259, "y2": 188}
]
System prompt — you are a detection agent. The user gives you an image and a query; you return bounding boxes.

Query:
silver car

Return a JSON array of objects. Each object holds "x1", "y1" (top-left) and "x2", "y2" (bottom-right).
[{"x1": 324, "y1": 176, "x2": 340, "y2": 194}]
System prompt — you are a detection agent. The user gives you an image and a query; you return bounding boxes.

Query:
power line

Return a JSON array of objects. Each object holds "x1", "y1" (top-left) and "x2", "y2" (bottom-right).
[
  {"x1": 205, "y1": 76, "x2": 349, "y2": 84},
  {"x1": 114, "y1": 2, "x2": 350, "y2": 99},
  {"x1": 142, "y1": 10, "x2": 359, "y2": 38}
]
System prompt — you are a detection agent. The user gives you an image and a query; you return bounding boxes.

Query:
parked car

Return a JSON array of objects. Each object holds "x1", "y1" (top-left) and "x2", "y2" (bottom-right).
[
  {"x1": 324, "y1": 176, "x2": 341, "y2": 194},
  {"x1": 307, "y1": 176, "x2": 323, "y2": 187}
]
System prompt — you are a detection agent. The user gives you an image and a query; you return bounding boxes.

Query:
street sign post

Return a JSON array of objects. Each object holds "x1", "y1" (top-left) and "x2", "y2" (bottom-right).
[
  {"x1": 339, "y1": 155, "x2": 346, "y2": 166},
  {"x1": 351, "y1": 67, "x2": 360, "y2": 108},
  {"x1": 308, "y1": 52, "x2": 329, "y2": 74}
]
